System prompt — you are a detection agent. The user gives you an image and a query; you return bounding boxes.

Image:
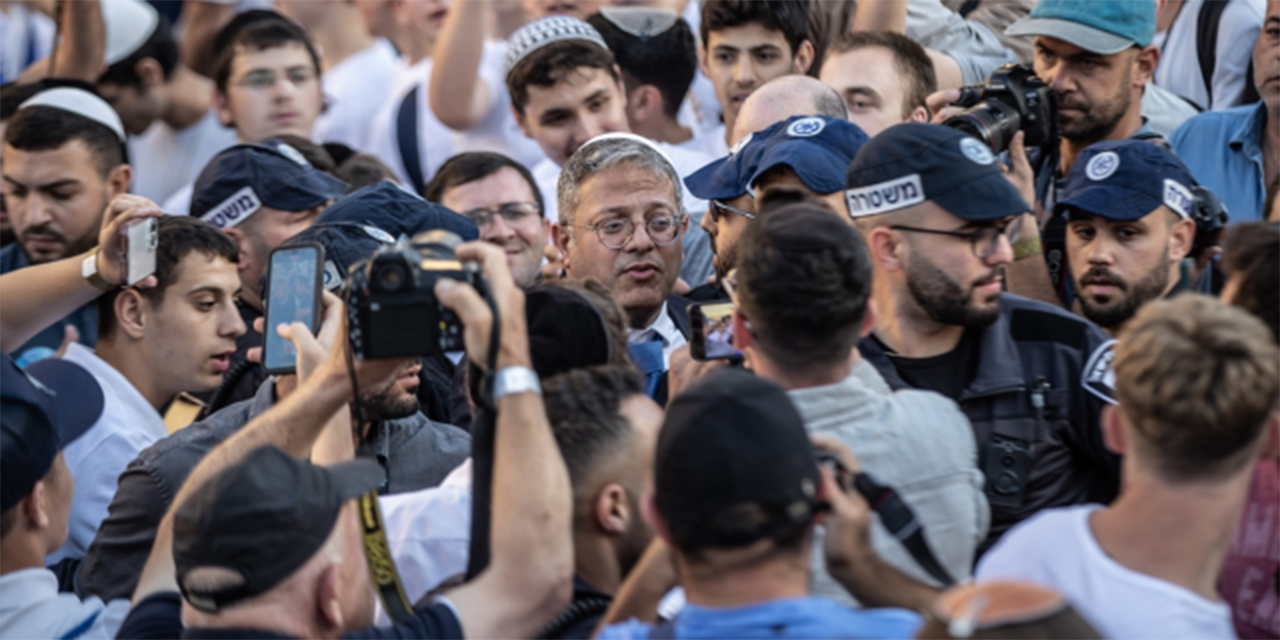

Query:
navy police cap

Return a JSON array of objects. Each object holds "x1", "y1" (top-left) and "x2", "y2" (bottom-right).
[
  {"x1": 1055, "y1": 139, "x2": 1197, "y2": 222},
  {"x1": 843, "y1": 123, "x2": 1029, "y2": 221},
  {"x1": 748, "y1": 115, "x2": 870, "y2": 195},
  {"x1": 316, "y1": 181, "x2": 479, "y2": 242},
  {"x1": 191, "y1": 140, "x2": 350, "y2": 228}
]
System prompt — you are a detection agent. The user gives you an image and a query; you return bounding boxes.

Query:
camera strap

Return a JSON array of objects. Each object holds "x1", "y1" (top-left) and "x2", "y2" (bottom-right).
[
  {"x1": 359, "y1": 491, "x2": 415, "y2": 623},
  {"x1": 854, "y1": 473, "x2": 956, "y2": 587}
]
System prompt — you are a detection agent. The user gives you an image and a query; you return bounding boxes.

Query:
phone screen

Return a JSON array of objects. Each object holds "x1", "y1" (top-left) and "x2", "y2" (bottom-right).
[
  {"x1": 689, "y1": 301, "x2": 741, "y2": 361},
  {"x1": 263, "y1": 245, "x2": 322, "y2": 374}
]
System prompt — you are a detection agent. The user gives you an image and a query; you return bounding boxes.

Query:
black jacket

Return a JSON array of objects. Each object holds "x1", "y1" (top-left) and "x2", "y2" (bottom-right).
[{"x1": 860, "y1": 293, "x2": 1121, "y2": 554}]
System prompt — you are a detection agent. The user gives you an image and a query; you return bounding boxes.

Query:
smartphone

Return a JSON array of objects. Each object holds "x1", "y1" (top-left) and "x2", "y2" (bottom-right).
[
  {"x1": 262, "y1": 244, "x2": 324, "y2": 375},
  {"x1": 123, "y1": 218, "x2": 158, "y2": 286},
  {"x1": 688, "y1": 301, "x2": 742, "y2": 362}
]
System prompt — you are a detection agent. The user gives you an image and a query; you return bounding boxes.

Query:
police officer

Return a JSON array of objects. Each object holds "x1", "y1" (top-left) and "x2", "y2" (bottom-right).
[
  {"x1": 188, "y1": 140, "x2": 349, "y2": 409},
  {"x1": 845, "y1": 123, "x2": 1119, "y2": 554},
  {"x1": 1058, "y1": 139, "x2": 1201, "y2": 334}
]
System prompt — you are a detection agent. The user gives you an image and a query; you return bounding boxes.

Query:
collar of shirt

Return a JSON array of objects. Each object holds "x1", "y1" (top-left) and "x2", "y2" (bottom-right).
[
  {"x1": 0, "y1": 568, "x2": 111, "y2": 638},
  {"x1": 1229, "y1": 100, "x2": 1268, "y2": 154},
  {"x1": 627, "y1": 302, "x2": 687, "y2": 367},
  {"x1": 62, "y1": 342, "x2": 167, "y2": 439}
]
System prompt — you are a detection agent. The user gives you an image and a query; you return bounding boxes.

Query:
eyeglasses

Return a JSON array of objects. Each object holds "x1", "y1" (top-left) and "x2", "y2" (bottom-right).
[
  {"x1": 235, "y1": 67, "x2": 318, "y2": 90},
  {"x1": 461, "y1": 202, "x2": 541, "y2": 228},
  {"x1": 709, "y1": 199, "x2": 756, "y2": 224},
  {"x1": 582, "y1": 214, "x2": 684, "y2": 250},
  {"x1": 889, "y1": 217, "x2": 1023, "y2": 259}
]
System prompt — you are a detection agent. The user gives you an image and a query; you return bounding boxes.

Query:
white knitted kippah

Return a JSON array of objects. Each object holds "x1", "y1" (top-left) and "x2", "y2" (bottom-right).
[
  {"x1": 598, "y1": 6, "x2": 679, "y2": 38},
  {"x1": 18, "y1": 88, "x2": 127, "y2": 142},
  {"x1": 503, "y1": 15, "x2": 610, "y2": 79}
]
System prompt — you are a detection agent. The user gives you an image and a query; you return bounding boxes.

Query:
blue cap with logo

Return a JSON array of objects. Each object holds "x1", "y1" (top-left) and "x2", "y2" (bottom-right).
[
  {"x1": 1005, "y1": 0, "x2": 1155, "y2": 55},
  {"x1": 1055, "y1": 139, "x2": 1197, "y2": 222},
  {"x1": 1, "y1": 353, "x2": 104, "y2": 511},
  {"x1": 315, "y1": 181, "x2": 479, "y2": 242},
  {"x1": 844, "y1": 123, "x2": 1029, "y2": 221},
  {"x1": 191, "y1": 140, "x2": 350, "y2": 229},
  {"x1": 684, "y1": 132, "x2": 768, "y2": 202},
  {"x1": 747, "y1": 115, "x2": 871, "y2": 195}
]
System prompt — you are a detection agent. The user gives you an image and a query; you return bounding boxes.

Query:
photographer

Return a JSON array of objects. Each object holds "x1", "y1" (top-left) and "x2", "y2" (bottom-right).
[{"x1": 121, "y1": 241, "x2": 575, "y2": 639}]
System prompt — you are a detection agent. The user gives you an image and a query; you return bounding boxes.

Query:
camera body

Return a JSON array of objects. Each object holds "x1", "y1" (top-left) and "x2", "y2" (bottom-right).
[
  {"x1": 944, "y1": 63, "x2": 1059, "y2": 154},
  {"x1": 347, "y1": 230, "x2": 482, "y2": 359}
]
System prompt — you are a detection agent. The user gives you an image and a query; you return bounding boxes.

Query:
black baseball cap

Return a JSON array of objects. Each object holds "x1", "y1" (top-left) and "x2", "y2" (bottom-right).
[
  {"x1": 173, "y1": 445, "x2": 384, "y2": 612},
  {"x1": 844, "y1": 122, "x2": 1029, "y2": 221},
  {"x1": 316, "y1": 181, "x2": 479, "y2": 242},
  {"x1": 655, "y1": 368, "x2": 821, "y2": 551},
  {"x1": 191, "y1": 140, "x2": 350, "y2": 228},
  {"x1": 1, "y1": 354, "x2": 104, "y2": 511},
  {"x1": 279, "y1": 222, "x2": 396, "y2": 294},
  {"x1": 525, "y1": 285, "x2": 613, "y2": 379}
]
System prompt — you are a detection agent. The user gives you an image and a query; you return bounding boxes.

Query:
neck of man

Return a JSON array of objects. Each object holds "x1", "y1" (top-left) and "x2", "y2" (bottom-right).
[
  {"x1": 678, "y1": 545, "x2": 811, "y2": 608},
  {"x1": 627, "y1": 303, "x2": 664, "y2": 332},
  {"x1": 0, "y1": 531, "x2": 51, "y2": 576},
  {"x1": 95, "y1": 335, "x2": 175, "y2": 411},
  {"x1": 871, "y1": 276, "x2": 967, "y2": 359},
  {"x1": 1090, "y1": 461, "x2": 1254, "y2": 601},
  {"x1": 186, "y1": 602, "x2": 336, "y2": 639},
  {"x1": 633, "y1": 114, "x2": 693, "y2": 147},
  {"x1": 310, "y1": 11, "x2": 376, "y2": 72},
  {"x1": 400, "y1": 33, "x2": 436, "y2": 66},
  {"x1": 753, "y1": 345, "x2": 856, "y2": 391},
  {"x1": 161, "y1": 65, "x2": 215, "y2": 130},
  {"x1": 722, "y1": 108, "x2": 739, "y2": 148},
  {"x1": 573, "y1": 529, "x2": 624, "y2": 595},
  {"x1": 1263, "y1": 103, "x2": 1279, "y2": 190},
  {"x1": 1059, "y1": 101, "x2": 1146, "y2": 174}
]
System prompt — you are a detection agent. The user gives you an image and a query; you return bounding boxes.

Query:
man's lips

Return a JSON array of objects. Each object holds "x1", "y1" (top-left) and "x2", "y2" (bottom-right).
[
  {"x1": 23, "y1": 235, "x2": 62, "y2": 250},
  {"x1": 211, "y1": 351, "x2": 234, "y2": 373},
  {"x1": 273, "y1": 111, "x2": 300, "y2": 124},
  {"x1": 397, "y1": 364, "x2": 423, "y2": 386},
  {"x1": 621, "y1": 262, "x2": 660, "y2": 281}
]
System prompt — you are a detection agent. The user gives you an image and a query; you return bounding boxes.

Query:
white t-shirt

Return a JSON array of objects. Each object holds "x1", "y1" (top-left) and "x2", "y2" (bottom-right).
[
  {"x1": 1154, "y1": 0, "x2": 1266, "y2": 110},
  {"x1": 0, "y1": 569, "x2": 131, "y2": 640},
  {"x1": 365, "y1": 56, "x2": 458, "y2": 188},
  {"x1": 976, "y1": 505, "x2": 1236, "y2": 640},
  {"x1": 128, "y1": 109, "x2": 238, "y2": 204},
  {"x1": 313, "y1": 38, "x2": 400, "y2": 152},
  {"x1": 0, "y1": 3, "x2": 53, "y2": 85}
]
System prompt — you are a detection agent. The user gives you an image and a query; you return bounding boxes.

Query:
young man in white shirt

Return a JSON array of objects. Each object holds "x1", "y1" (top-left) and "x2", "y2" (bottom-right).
[
  {"x1": 51, "y1": 215, "x2": 246, "y2": 563},
  {"x1": 977, "y1": 295, "x2": 1280, "y2": 640},
  {"x1": 95, "y1": 0, "x2": 237, "y2": 205}
]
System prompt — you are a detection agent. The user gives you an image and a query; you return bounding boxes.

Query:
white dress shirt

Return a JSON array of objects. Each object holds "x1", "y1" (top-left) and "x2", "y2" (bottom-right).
[
  {"x1": 51, "y1": 343, "x2": 168, "y2": 564},
  {"x1": 0, "y1": 568, "x2": 131, "y2": 639},
  {"x1": 627, "y1": 301, "x2": 688, "y2": 369}
]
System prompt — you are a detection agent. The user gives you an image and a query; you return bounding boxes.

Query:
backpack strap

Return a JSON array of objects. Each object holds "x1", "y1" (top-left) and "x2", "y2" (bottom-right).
[
  {"x1": 396, "y1": 85, "x2": 427, "y2": 196},
  {"x1": 1195, "y1": 0, "x2": 1231, "y2": 110}
]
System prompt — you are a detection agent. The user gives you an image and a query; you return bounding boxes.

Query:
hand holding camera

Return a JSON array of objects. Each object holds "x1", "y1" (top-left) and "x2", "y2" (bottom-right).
[{"x1": 432, "y1": 240, "x2": 531, "y2": 372}]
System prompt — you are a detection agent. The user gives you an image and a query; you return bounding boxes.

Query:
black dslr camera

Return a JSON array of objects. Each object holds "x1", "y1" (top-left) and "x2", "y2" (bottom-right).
[
  {"x1": 944, "y1": 63, "x2": 1059, "y2": 154},
  {"x1": 347, "y1": 230, "x2": 483, "y2": 359}
]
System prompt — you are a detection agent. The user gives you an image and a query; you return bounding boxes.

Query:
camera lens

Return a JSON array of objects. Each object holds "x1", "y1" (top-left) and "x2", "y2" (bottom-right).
[
  {"x1": 943, "y1": 99, "x2": 1022, "y2": 155},
  {"x1": 372, "y1": 261, "x2": 411, "y2": 293}
]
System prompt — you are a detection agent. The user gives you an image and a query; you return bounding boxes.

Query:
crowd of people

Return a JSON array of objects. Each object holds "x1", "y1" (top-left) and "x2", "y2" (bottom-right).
[{"x1": 0, "y1": 0, "x2": 1278, "y2": 638}]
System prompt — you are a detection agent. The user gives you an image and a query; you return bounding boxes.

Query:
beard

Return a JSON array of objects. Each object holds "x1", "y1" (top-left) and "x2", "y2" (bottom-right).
[
  {"x1": 20, "y1": 195, "x2": 107, "y2": 263},
  {"x1": 359, "y1": 363, "x2": 421, "y2": 422},
  {"x1": 1057, "y1": 67, "x2": 1133, "y2": 144},
  {"x1": 905, "y1": 254, "x2": 1003, "y2": 328},
  {"x1": 1076, "y1": 260, "x2": 1170, "y2": 330},
  {"x1": 713, "y1": 237, "x2": 739, "y2": 284},
  {"x1": 615, "y1": 491, "x2": 654, "y2": 579}
]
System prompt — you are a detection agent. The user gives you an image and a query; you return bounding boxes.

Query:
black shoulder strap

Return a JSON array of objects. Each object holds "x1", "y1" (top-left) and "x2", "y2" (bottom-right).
[
  {"x1": 396, "y1": 85, "x2": 427, "y2": 196},
  {"x1": 647, "y1": 617, "x2": 678, "y2": 640},
  {"x1": 1196, "y1": 0, "x2": 1231, "y2": 110}
]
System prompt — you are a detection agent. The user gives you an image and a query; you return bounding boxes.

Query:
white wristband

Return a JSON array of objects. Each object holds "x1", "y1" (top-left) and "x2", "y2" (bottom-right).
[{"x1": 492, "y1": 366, "x2": 541, "y2": 401}]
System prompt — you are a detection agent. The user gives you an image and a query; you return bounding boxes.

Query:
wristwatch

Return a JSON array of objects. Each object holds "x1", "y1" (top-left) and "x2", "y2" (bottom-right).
[
  {"x1": 492, "y1": 366, "x2": 541, "y2": 401},
  {"x1": 81, "y1": 249, "x2": 115, "y2": 292}
]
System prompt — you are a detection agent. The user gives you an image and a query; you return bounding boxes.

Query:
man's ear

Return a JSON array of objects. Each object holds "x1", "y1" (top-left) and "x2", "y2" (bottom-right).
[
  {"x1": 732, "y1": 308, "x2": 753, "y2": 351},
  {"x1": 213, "y1": 90, "x2": 234, "y2": 128},
  {"x1": 1101, "y1": 403, "x2": 1128, "y2": 455},
  {"x1": 594, "y1": 483, "x2": 632, "y2": 537},
  {"x1": 865, "y1": 226, "x2": 905, "y2": 273},
  {"x1": 222, "y1": 227, "x2": 255, "y2": 274},
  {"x1": 316, "y1": 564, "x2": 345, "y2": 631},
  {"x1": 552, "y1": 222, "x2": 572, "y2": 261},
  {"x1": 22, "y1": 481, "x2": 52, "y2": 530},
  {"x1": 1167, "y1": 216, "x2": 1196, "y2": 263},
  {"x1": 1133, "y1": 45, "x2": 1160, "y2": 87},
  {"x1": 908, "y1": 105, "x2": 930, "y2": 123},
  {"x1": 113, "y1": 289, "x2": 150, "y2": 340},
  {"x1": 698, "y1": 42, "x2": 711, "y2": 78},
  {"x1": 511, "y1": 103, "x2": 533, "y2": 140},
  {"x1": 627, "y1": 85, "x2": 662, "y2": 125},
  {"x1": 136, "y1": 57, "x2": 166, "y2": 92},
  {"x1": 642, "y1": 495, "x2": 675, "y2": 546},
  {"x1": 107, "y1": 164, "x2": 132, "y2": 198},
  {"x1": 793, "y1": 40, "x2": 816, "y2": 75}
]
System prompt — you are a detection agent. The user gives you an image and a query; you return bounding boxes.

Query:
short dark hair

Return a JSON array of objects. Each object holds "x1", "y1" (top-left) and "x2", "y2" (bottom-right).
[
  {"x1": 97, "y1": 16, "x2": 179, "y2": 88},
  {"x1": 271, "y1": 134, "x2": 336, "y2": 174},
  {"x1": 1, "y1": 79, "x2": 100, "y2": 120},
  {"x1": 506, "y1": 41, "x2": 622, "y2": 115},
  {"x1": 97, "y1": 217, "x2": 240, "y2": 338},
  {"x1": 335, "y1": 153, "x2": 397, "y2": 191},
  {"x1": 737, "y1": 202, "x2": 872, "y2": 375},
  {"x1": 1222, "y1": 221, "x2": 1280, "y2": 344},
  {"x1": 212, "y1": 18, "x2": 322, "y2": 95},
  {"x1": 542, "y1": 366, "x2": 645, "y2": 488},
  {"x1": 4, "y1": 104, "x2": 125, "y2": 177},
  {"x1": 587, "y1": 13, "x2": 698, "y2": 119},
  {"x1": 701, "y1": 0, "x2": 812, "y2": 57},
  {"x1": 828, "y1": 31, "x2": 937, "y2": 118},
  {"x1": 424, "y1": 152, "x2": 545, "y2": 217}
]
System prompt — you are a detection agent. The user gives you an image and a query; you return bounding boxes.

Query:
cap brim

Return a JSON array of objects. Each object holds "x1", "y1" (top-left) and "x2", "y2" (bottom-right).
[
  {"x1": 1054, "y1": 184, "x2": 1163, "y2": 222},
  {"x1": 932, "y1": 172, "x2": 1030, "y2": 221},
  {"x1": 325, "y1": 458, "x2": 386, "y2": 499},
  {"x1": 1005, "y1": 17, "x2": 1135, "y2": 55},
  {"x1": 23, "y1": 358, "x2": 104, "y2": 447},
  {"x1": 264, "y1": 172, "x2": 350, "y2": 212},
  {"x1": 684, "y1": 157, "x2": 747, "y2": 201}
]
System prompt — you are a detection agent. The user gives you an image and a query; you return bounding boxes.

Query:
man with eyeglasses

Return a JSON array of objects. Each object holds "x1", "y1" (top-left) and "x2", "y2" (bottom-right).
[
  {"x1": 425, "y1": 152, "x2": 549, "y2": 289},
  {"x1": 845, "y1": 123, "x2": 1121, "y2": 557},
  {"x1": 552, "y1": 134, "x2": 692, "y2": 405}
]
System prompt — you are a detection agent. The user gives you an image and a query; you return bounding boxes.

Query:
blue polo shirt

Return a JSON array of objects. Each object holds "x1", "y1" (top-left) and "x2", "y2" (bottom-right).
[
  {"x1": 598, "y1": 597, "x2": 921, "y2": 639},
  {"x1": 1169, "y1": 101, "x2": 1269, "y2": 223},
  {"x1": 0, "y1": 244, "x2": 98, "y2": 365}
]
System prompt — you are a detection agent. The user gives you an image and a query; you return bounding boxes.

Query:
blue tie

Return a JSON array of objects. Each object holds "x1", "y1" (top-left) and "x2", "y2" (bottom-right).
[{"x1": 628, "y1": 339, "x2": 665, "y2": 399}]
